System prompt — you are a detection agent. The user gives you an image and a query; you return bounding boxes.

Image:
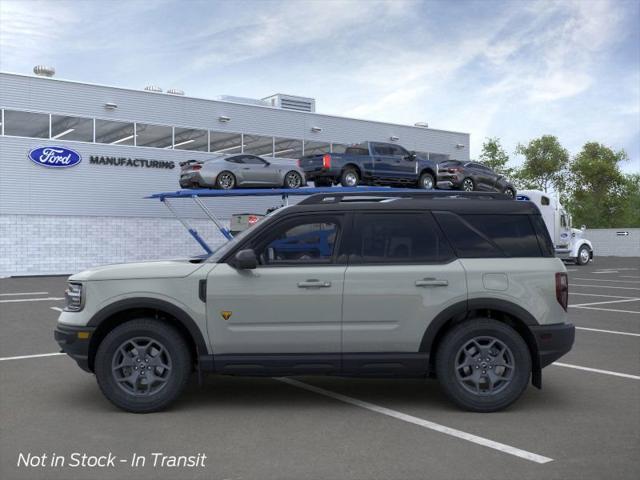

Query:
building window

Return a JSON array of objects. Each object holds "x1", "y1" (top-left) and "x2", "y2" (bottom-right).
[
  {"x1": 243, "y1": 134, "x2": 274, "y2": 156},
  {"x1": 95, "y1": 119, "x2": 135, "y2": 145},
  {"x1": 303, "y1": 140, "x2": 331, "y2": 156},
  {"x1": 173, "y1": 127, "x2": 208, "y2": 151},
  {"x1": 210, "y1": 131, "x2": 243, "y2": 154},
  {"x1": 135, "y1": 123, "x2": 173, "y2": 148},
  {"x1": 3, "y1": 110, "x2": 49, "y2": 138},
  {"x1": 51, "y1": 114, "x2": 94, "y2": 142},
  {"x1": 273, "y1": 137, "x2": 303, "y2": 159}
]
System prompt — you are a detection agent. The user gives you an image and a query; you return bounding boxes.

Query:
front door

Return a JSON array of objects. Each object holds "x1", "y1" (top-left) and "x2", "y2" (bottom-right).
[
  {"x1": 207, "y1": 214, "x2": 347, "y2": 372},
  {"x1": 341, "y1": 212, "x2": 467, "y2": 374}
]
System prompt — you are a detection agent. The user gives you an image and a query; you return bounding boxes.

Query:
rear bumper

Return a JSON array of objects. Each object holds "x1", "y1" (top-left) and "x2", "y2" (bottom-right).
[
  {"x1": 54, "y1": 324, "x2": 95, "y2": 372},
  {"x1": 436, "y1": 174, "x2": 463, "y2": 189},
  {"x1": 303, "y1": 167, "x2": 339, "y2": 180},
  {"x1": 530, "y1": 322, "x2": 575, "y2": 368}
]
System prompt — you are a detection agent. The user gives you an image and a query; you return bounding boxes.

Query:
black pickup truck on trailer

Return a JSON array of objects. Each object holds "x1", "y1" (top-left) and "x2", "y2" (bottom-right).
[{"x1": 298, "y1": 141, "x2": 439, "y2": 189}]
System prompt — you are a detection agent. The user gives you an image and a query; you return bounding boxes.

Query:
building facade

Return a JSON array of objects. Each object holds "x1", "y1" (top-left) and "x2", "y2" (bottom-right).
[{"x1": 0, "y1": 72, "x2": 470, "y2": 276}]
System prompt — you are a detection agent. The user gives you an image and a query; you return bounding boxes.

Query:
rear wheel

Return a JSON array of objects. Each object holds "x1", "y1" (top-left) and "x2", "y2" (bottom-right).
[
  {"x1": 461, "y1": 177, "x2": 475, "y2": 192},
  {"x1": 576, "y1": 245, "x2": 590, "y2": 265},
  {"x1": 284, "y1": 171, "x2": 303, "y2": 189},
  {"x1": 216, "y1": 171, "x2": 236, "y2": 189},
  {"x1": 435, "y1": 319, "x2": 531, "y2": 412},
  {"x1": 418, "y1": 172, "x2": 435, "y2": 190},
  {"x1": 340, "y1": 168, "x2": 359, "y2": 187},
  {"x1": 95, "y1": 319, "x2": 192, "y2": 413}
]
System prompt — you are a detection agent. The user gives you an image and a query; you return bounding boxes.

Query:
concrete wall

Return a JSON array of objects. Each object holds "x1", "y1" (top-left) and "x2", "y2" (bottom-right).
[
  {"x1": 0, "y1": 215, "x2": 230, "y2": 277},
  {"x1": 587, "y1": 228, "x2": 640, "y2": 257}
]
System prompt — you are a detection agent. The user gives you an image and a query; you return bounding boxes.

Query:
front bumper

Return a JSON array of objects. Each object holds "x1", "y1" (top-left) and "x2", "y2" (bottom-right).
[
  {"x1": 530, "y1": 322, "x2": 575, "y2": 368},
  {"x1": 54, "y1": 324, "x2": 95, "y2": 372}
]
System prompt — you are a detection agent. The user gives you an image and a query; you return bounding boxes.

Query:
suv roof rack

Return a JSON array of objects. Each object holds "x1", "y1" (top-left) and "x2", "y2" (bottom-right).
[{"x1": 297, "y1": 190, "x2": 510, "y2": 205}]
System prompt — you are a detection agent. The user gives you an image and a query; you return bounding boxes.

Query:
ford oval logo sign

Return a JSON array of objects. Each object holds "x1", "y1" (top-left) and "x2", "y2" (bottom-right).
[{"x1": 28, "y1": 146, "x2": 82, "y2": 168}]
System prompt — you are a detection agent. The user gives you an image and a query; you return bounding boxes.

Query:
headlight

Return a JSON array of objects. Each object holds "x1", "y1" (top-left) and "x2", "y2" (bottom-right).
[{"x1": 64, "y1": 283, "x2": 84, "y2": 312}]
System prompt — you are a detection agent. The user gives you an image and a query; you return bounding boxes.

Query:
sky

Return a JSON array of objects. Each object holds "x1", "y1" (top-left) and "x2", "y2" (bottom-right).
[{"x1": 1, "y1": 0, "x2": 638, "y2": 172}]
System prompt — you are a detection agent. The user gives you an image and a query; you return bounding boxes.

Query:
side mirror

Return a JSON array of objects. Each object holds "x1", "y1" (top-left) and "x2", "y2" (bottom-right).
[
  {"x1": 231, "y1": 249, "x2": 258, "y2": 269},
  {"x1": 406, "y1": 151, "x2": 416, "y2": 161},
  {"x1": 581, "y1": 225, "x2": 586, "y2": 231}
]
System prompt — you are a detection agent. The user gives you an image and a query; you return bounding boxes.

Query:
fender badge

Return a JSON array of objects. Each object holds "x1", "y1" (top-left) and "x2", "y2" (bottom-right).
[{"x1": 221, "y1": 311, "x2": 232, "y2": 321}]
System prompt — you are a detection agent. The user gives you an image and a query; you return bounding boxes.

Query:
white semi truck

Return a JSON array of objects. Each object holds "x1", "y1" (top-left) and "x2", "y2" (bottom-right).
[{"x1": 517, "y1": 190, "x2": 594, "y2": 265}]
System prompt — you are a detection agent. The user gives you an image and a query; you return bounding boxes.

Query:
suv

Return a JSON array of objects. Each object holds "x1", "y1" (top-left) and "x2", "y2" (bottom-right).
[{"x1": 55, "y1": 191, "x2": 574, "y2": 413}]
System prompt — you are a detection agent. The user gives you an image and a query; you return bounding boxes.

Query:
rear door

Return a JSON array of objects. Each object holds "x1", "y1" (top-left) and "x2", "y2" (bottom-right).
[
  {"x1": 341, "y1": 211, "x2": 467, "y2": 373},
  {"x1": 370, "y1": 143, "x2": 396, "y2": 180}
]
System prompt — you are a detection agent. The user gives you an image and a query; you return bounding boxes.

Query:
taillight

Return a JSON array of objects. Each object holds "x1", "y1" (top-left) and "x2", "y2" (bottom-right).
[
  {"x1": 322, "y1": 154, "x2": 331, "y2": 169},
  {"x1": 555, "y1": 272, "x2": 568, "y2": 311},
  {"x1": 448, "y1": 167, "x2": 460, "y2": 173},
  {"x1": 192, "y1": 165, "x2": 202, "y2": 171},
  {"x1": 297, "y1": 159, "x2": 301, "y2": 167}
]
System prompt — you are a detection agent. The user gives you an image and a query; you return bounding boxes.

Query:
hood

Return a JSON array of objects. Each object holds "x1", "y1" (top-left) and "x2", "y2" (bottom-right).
[
  {"x1": 572, "y1": 228, "x2": 585, "y2": 239},
  {"x1": 69, "y1": 259, "x2": 204, "y2": 281}
]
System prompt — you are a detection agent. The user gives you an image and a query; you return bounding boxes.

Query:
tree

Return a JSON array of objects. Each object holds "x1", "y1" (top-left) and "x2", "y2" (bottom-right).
[
  {"x1": 479, "y1": 137, "x2": 514, "y2": 177},
  {"x1": 515, "y1": 135, "x2": 569, "y2": 193},
  {"x1": 566, "y1": 142, "x2": 629, "y2": 228}
]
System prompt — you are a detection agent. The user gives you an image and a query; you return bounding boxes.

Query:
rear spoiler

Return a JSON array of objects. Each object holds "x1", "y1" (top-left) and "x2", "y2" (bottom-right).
[{"x1": 179, "y1": 159, "x2": 202, "y2": 167}]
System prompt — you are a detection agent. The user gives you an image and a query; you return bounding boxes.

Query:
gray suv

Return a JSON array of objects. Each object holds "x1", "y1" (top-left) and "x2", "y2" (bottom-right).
[{"x1": 55, "y1": 191, "x2": 575, "y2": 413}]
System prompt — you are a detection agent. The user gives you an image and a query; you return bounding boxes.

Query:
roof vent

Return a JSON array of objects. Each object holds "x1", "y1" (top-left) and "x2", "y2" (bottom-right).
[
  {"x1": 414, "y1": 122, "x2": 429, "y2": 128},
  {"x1": 167, "y1": 88, "x2": 185, "y2": 96},
  {"x1": 262, "y1": 94, "x2": 316, "y2": 112},
  {"x1": 144, "y1": 85, "x2": 163, "y2": 93},
  {"x1": 33, "y1": 65, "x2": 55, "y2": 77}
]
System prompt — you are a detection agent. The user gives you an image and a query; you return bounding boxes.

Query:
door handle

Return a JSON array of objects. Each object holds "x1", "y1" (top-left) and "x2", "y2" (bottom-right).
[
  {"x1": 415, "y1": 278, "x2": 449, "y2": 287},
  {"x1": 297, "y1": 280, "x2": 332, "y2": 288}
]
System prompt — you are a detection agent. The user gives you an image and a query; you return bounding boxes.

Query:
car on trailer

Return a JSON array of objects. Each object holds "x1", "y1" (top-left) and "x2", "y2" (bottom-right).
[
  {"x1": 179, "y1": 154, "x2": 306, "y2": 190},
  {"x1": 436, "y1": 160, "x2": 516, "y2": 198}
]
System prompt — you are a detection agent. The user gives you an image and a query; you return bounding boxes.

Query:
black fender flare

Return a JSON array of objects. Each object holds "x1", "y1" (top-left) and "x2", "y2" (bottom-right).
[{"x1": 87, "y1": 297, "x2": 209, "y2": 358}]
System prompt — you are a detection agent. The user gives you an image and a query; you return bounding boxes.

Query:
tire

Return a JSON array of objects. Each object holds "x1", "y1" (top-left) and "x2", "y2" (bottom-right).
[
  {"x1": 503, "y1": 187, "x2": 516, "y2": 198},
  {"x1": 216, "y1": 171, "x2": 236, "y2": 190},
  {"x1": 461, "y1": 177, "x2": 475, "y2": 192},
  {"x1": 314, "y1": 178, "x2": 332, "y2": 187},
  {"x1": 95, "y1": 318, "x2": 192, "y2": 413},
  {"x1": 576, "y1": 245, "x2": 590, "y2": 265},
  {"x1": 418, "y1": 172, "x2": 435, "y2": 190},
  {"x1": 340, "y1": 167, "x2": 359, "y2": 187},
  {"x1": 283, "y1": 171, "x2": 303, "y2": 189},
  {"x1": 435, "y1": 318, "x2": 531, "y2": 412}
]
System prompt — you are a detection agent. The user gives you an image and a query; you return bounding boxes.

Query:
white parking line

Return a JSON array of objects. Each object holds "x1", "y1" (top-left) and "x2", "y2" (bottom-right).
[
  {"x1": 0, "y1": 291, "x2": 49, "y2": 296},
  {"x1": 573, "y1": 278, "x2": 640, "y2": 284},
  {"x1": 50, "y1": 307, "x2": 63, "y2": 312},
  {"x1": 0, "y1": 297, "x2": 64, "y2": 303},
  {"x1": 570, "y1": 292, "x2": 638, "y2": 299},
  {"x1": 570, "y1": 298, "x2": 640, "y2": 307},
  {"x1": 620, "y1": 276, "x2": 640, "y2": 279},
  {"x1": 554, "y1": 362, "x2": 640, "y2": 380},
  {"x1": 277, "y1": 378, "x2": 553, "y2": 464},
  {"x1": 570, "y1": 284, "x2": 640, "y2": 291},
  {"x1": 575, "y1": 327, "x2": 640, "y2": 337},
  {"x1": 571, "y1": 305, "x2": 640, "y2": 314},
  {"x1": 593, "y1": 271, "x2": 619, "y2": 274},
  {"x1": 0, "y1": 352, "x2": 65, "y2": 362}
]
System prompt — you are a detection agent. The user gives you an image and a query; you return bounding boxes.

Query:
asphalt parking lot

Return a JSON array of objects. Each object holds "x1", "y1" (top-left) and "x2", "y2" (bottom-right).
[{"x1": 1, "y1": 257, "x2": 639, "y2": 480}]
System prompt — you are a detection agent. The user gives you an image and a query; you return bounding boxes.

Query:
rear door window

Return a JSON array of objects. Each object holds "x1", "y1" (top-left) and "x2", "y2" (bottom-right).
[
  {"x1": 350, "y1": 213, "x2": 454, "y2": 264},
  {"x1": 433, "y1": 212, "x2": 503, "y2": 258}
]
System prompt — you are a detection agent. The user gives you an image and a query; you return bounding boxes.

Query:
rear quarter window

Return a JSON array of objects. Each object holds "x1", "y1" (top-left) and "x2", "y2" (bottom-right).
[{"x1": 434, "y1": 212, "x2": 544, "y2": 258}]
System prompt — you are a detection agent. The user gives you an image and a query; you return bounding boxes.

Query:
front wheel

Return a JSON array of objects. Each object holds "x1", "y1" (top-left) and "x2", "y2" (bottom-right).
[
  {"x1": 576, "y1": 245, "x2": 590, "y2": 265},
  {"x1": 418, "y1": 172, "x2": 435, "y2": 190},
  {"x1": 95, "y1": 319, "x2": 192, "y2": 413},
  {"x1": 461, "y1": 177, "x2": 475, "y2": 192},
  {"x1": 435, "y1": 319, "x2": 531, "y2": 412},
  {"x1": 284, "y1": 171, "x2": 303, "y2": 189},
  {"x1": 503, "y1": 187, "x2": 516, "y2": 198}
]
